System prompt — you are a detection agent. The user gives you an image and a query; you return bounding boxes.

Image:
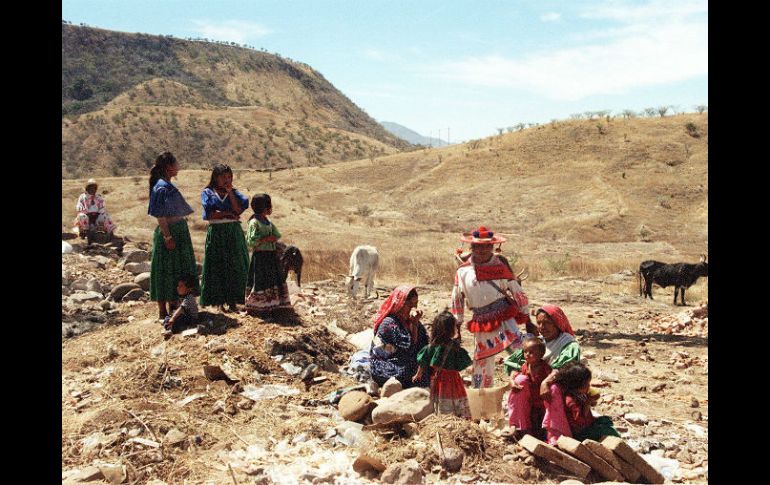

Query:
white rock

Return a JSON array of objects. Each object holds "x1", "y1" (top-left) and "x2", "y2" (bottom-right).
[
  {"x1": 125, "y1": 261, "x2": 151, "y2": 275},
  {"x1": 381, "y1": 459, "x2": 424, "y2": 484},
  {"x1": 624, "y1": 412, "x2": 649, "y2": 425},
  {"x1": 62, "y1": 241, "x2": 73, "y2": 254},
  {"x1": 86, "y1": 278, "x2": 103, "y2": 294},
  {"x1": 71, "y1": 279, "x2": 89, "y2": 291},
  {"x1": 122, "y1": 249, "x2": 150, "y2": 266},
  {"x1": 380, "y1": 377, "x2": 403, "y2": 398},
  {"x1": 372, "y1": 387, "x2": 432, "y2": 424},
  {"x1": 134, "y1": 272, "x2": 151, "y2": 291},
  {"x1": 69, "y1": 291, "x2": 105, "y2": 303}
]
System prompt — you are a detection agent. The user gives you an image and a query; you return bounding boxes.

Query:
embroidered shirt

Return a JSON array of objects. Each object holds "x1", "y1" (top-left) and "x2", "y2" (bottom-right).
[
  {"x1": 148, "y1": 179, "x2": 194, "y2": 218},
  {"x1": 76, "y1": 193, "x2": 107, "y2": 214},
  {"x1": 370, "y1": 316, "x2": 430, "y2": 388},
  {"x1": 451, "y1": 255, "x2": 529, "y2": 324},
  {"x1": 200, "y1": 187, "x2": 249, "y2": 221}
]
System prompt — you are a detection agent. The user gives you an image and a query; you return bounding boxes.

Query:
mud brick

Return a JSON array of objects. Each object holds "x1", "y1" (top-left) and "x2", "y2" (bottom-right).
[
  {"x1": 556, "y1": 436, "x2": 625, "y2": 482},
  {"x1": 519, "y1": 434, "x2": 591, "y2": 480},
  {"x1": 601, "y1": 436, "x2": 665, "y2": 484},
  {"x1": 583, "y1": 439, "x2": 641, "y2": 483}
]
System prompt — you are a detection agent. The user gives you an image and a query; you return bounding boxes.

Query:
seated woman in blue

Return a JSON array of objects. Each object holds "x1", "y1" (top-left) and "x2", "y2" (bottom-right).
[
  {"x1": 369, "y1": 285, "x2": 431, "y2": 389},
  {"x1": 147, "y1": 152, "x2": 198, "y2": 320},
  {"x1": 199, "y1": 164, "x2": 250, "y2": 313}
]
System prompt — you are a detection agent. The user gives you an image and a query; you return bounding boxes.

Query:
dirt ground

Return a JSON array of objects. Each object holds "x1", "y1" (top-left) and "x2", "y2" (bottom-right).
[{"x1": 61, "y1": 241, "x2": 707, "y2": 484}]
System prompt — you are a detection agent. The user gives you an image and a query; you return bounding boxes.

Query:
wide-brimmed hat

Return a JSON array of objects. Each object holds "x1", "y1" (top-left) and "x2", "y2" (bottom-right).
[
  {"x1": 460, "y1": 226, "x2": 507, "y2": 244},
  {"x1": 85, "y1": 178, "x2": 98, "y2": 190}
]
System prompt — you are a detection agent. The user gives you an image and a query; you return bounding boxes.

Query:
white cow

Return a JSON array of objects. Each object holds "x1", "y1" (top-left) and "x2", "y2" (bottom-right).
[{"x1": 344, "y1": 245, "x2": 379, "y2": 299}]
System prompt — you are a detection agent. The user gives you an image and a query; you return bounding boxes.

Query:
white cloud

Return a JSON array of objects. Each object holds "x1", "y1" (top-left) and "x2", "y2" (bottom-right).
[
  {"x1": 425, "y1": 0, "x2": 707, "y2": 101},
  {"x1": 363, "y1": 49, "x2": 401, "y2": 62},
  {"x1": 191, "y1": 20, "x2": 271, "y2": 44},
  {"x1": 540, "y1": 12, "x2": 562, "y2": 22}
]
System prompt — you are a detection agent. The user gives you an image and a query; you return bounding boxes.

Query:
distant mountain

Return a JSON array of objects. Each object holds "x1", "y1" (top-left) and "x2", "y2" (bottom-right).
[{"x1": 380, "y1": 121, "x2": 449, "y2": 147}]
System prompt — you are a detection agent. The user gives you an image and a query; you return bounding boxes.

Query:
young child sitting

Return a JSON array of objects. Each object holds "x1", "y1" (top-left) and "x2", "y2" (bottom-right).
[
  {"x1": 413, "y1": 310, "x2": 473, "y2": 419},
  {"x1": 163, "y1": 274, "x2": 199, "y2": 338},
  {"x1": 508, "y1": 336, "x2": 552, "y2": 439},
  {"x1": 553, "y1": 361, "x2": 620, "y2": 441}
]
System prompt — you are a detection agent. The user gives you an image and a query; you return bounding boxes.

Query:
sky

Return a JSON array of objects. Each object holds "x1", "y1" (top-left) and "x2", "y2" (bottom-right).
[{"x1": 61, "y1": 0, "x2": 708, "y2": 143}]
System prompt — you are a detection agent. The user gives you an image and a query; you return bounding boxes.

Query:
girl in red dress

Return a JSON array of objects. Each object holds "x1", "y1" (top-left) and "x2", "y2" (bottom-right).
[{"x1": 413, "y1": 310, "x2": 472, "y2": 419}]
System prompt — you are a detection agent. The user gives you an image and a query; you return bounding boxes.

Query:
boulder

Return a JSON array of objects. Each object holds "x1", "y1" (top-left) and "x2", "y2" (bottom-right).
[
  {"x1": 71, "y1": 279, "x2": 89, "y2": 291},
  {"x1": 134, "y1": 272, "x2": 151, "y2": 291},
  {"x1": 62, "y1": 241, "x2": 73, "y2": 254},
  {"x1": 433, "y1": 445, "x2": 464, "y2": 472},
  {"x1": 372, "y1": 387, "x2": 432, "y2": 424},
  {"x1": 124, "y1": 262, "x2": 151, "y2": 275},
  {"x1": 122, "y1": 249, "x2": 150, "y2": 267},
  {"x1": 91, "y1": 255, "x2": 112, "y2": 268},
  {"x1": 338, "y1": 391, "x2": 375, "y2": 422},
  {"x1": 109, "y1": 283, "x2": 142, "y2": 301},
  {"x1": 624, "y1": 413, "x2": 649, "y2": 425},
  {"x1": 380, "y1": 377, "x2": 403, "y2": 398},
  {"x1": 97, "y1": 464, "x2": 126, "y2": 484},
  {"x1": 86, "y1": 278, "x2": 103, "y2": 294},
  {"x1": 122, "y1": 288, "x2": 146, "y2": 302},
  {"x1": 69, "y1": 291, "x2": 104, "y2": 303},
  {"x1": 381, "y1": 459, "x2": 424, "y2": 485}
]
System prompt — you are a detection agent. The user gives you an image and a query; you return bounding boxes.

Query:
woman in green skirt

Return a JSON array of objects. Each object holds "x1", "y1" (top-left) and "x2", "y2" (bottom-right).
[
  {"x1": 148, "y1": 152, "x2": 198, "y2": 320},
  {"x1": 199, "y1": 164, "x2": 250, "y2": 312}
]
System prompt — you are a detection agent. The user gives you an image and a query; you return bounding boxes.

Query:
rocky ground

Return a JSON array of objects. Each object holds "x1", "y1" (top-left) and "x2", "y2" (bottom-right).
[{"x1": 61, "y1": 238, "x2": 707, "y2": 485}]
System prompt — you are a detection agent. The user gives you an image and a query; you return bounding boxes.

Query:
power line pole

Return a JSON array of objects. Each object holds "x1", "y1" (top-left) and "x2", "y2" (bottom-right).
[{"x1": 447, "y1": 127, "x2": 450, "y2": 145}]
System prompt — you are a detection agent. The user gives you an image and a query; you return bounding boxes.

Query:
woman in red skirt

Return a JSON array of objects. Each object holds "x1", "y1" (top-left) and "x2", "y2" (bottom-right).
[{"x1": 413, "y1": 310, "x2": 472, "y2": 418}]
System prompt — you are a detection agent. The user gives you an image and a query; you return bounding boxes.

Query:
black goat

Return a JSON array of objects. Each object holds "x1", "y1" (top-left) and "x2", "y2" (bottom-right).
[
  {"x1": 276, "y1": 242, "x2": 303, "y2": 287},
  {"x1": 639, "y1": 255, "x2": 708, "y2": 305}
]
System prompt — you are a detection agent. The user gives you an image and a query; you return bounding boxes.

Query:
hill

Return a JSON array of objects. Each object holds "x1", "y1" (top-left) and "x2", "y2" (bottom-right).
[
  {"x1": 62, "y1": 113, "x2": 708, "y2": 285},
  {"x1": 380, "y1": 121, "x2": 450, "y2": 147},
  {"x1": 62, "y1": 24, "x2": 411, "y2": 178}
]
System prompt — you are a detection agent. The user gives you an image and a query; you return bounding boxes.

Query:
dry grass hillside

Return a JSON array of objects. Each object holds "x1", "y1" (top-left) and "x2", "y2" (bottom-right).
[
  {"x1": 62, "y1": 113, "x2": 708, "y2": 300},
  {"x1": 62, "y1": 24, "x2": 410, "y2": 178}
]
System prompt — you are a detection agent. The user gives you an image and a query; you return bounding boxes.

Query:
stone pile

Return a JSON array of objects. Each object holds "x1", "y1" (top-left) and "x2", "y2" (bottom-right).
[
  {"x1": 643, "y1": 301, "x2": 707, "y2": 336},
  {"x1": 520, "y1": 434, "x2": 666, "y2": 484}
]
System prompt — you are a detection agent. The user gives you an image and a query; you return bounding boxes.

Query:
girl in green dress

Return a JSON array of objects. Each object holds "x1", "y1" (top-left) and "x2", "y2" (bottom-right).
[
  {"x1": 244, "y1": 194, "x2": 292, "y2": 316},
  {"x1": 413, "y1": 310, "x2": 472, "y2": 418}
]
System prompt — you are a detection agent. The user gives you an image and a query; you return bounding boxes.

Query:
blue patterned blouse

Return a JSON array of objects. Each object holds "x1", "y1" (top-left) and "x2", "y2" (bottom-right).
[
  {"x1": 148, "y1": 179, "x2": 194, "y2": 218},
  {"x1": 200, "y1": 187, "x2": 249, "y2": 220},
  {"x1": 370, "y1": 316, "x2": 431, "y2": 388}
]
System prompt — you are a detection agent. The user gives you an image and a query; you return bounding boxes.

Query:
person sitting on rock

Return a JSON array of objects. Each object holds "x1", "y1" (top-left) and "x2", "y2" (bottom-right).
[
  {"x1": 163, "y1": 274, "x2": 199, "y2": 338},
  {"x1": 553, "y1": 361, "x2": 620, "y2": 441},
  {"x1": 74, "y1": 179, "x2": 116, "y2": 239},
  {"x1": 507, "y1": 336, "x2": 552, "y2": 439},
  {"x1": 369, "y1": 285, "x2": 430, "y2": 389},
  {"x1": 504, "y1": 304, "x2": 581, "y2": 444}
]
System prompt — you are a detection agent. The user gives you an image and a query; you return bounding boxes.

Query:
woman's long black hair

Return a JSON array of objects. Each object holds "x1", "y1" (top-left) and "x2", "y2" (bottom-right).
[
  {"x1": 149, "y1": 152, "x2": 176, "y2": 196},
  {"x1": 206, "y1": 163, "x2": 233, "y2": 191}
]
